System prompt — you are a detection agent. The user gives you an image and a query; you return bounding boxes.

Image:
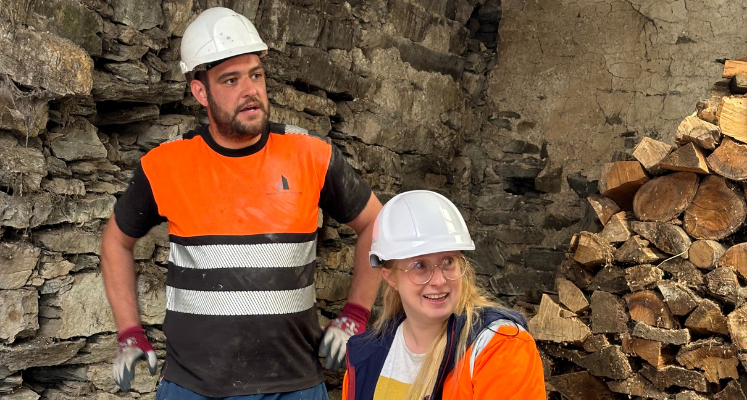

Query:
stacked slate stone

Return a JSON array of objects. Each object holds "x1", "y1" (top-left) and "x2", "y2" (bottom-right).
[
  {"x1": 0, "y1": 0, "x2": 506, "y2": 399},
  {"x1": 531, "y1": 59, "x2": 747, "y2": 400}
]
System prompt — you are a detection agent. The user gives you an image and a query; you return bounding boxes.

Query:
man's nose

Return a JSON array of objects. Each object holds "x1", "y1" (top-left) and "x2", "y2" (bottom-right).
[{"x1": 240, "y1": 77, "x2": 260, "y2": 98}]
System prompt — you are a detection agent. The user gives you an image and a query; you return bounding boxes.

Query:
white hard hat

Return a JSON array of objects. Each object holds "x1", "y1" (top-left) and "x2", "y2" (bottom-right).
[
  {"x1": 179, "y1": 7, "x2": 268, "y2": 74},
  {"x1": 369, "y1": 190, "x2": 475, "y2": 267}
]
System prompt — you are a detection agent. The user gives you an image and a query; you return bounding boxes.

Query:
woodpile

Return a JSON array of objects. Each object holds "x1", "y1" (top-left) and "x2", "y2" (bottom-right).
[{"x1": 533, "y1": 59, "x2": 747, "y2": 399}]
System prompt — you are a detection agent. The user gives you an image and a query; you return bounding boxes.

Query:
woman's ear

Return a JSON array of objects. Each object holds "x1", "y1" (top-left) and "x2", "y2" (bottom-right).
[{"x1": 381, "y1": 268, "x2": 397, "y2": 291}]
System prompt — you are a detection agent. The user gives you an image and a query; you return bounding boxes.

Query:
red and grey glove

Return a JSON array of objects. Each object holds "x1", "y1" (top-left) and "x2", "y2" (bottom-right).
[
  {"x1": 113, "y1": 326, "x2": 157, "y2": 392},
  {"x1": 318, "y1": 302, "x2": 370, "y2": 371}
]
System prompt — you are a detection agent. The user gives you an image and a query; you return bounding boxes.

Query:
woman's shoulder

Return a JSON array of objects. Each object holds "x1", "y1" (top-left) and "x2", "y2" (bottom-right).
[{"x1": 476, "y1": 306, "x2": 529, "y2": 330}]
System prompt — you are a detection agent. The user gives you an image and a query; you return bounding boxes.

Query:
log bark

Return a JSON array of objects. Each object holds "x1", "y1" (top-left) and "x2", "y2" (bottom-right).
[
  {"x1": 632, "y1": 137, "x2": 673, "y2": 174},
  {"x1": 587, "y1": 195, "x2": 620, "y2": 225},
  {"x1": 683, "y1": 175, "x2": 746, "y2": 240},
  {"x1": 578, "y1": 345, "x2": 632, "y2": 380},
  {"x1": 658, "y1": 257, "x2": 704, "y2": 288},
  {"x1": 590, "y1": 265, "x2": 628, "y2": 293},
  {"x1": 590, "y1": 291, "x2": 628, "y2": 334},
  {"x1": 599, "y1": 212, "x2": 631, "y2": 243},
  {"x1": 705, "y1": 267, "x2": 744, "y2": 307},
  {"x1": 723, "y1": 60, "x2": 747, "y2": 79},
  {"x1": 657, "y1": 281, "x2": 700, "y2": 316},
  {"x1": 599, "y1": 161, "x2": 649, "y2": 209},
  {"x1": 550, "y1": 371, "x2": 617, "y2": 400},
  {"x1": 676, "y1": 114, "x2": 721, "y2": 150},
  {"x1": 625, "y1": 264, "x2": 663, "y2": 292},
  {"x1": 730, "y1": 74, "x2": 747, "y2": 95},
  {"x1": 638, "y1": 363, "x2": 708, "y2": 392},
  {"x1": 631, "y1": 322, "x2": 689, "y2": 345},
  {"x1": 633, "y1": 172, "x2": 698, "y2": 222},
  {"x1": 718, "y1": 96, "x2": 747, "y2": 143},
  {"x1": 624, "y1": 290, "x2": 676, "y2": 329},
  {"x1": 629, "y1": 221, "x2": 692, "y2": 255},
  {"x1": 558, "y1": 256, "x2": 594, "y2": 291},
  {"x1": 713, "y1": 380, "x2": 747, "y2": 400},
  {"x1": 717, "y1": 243, "x2": 747, "y2": 280},
  {"x1": 659, "y1": 142, "x2": 710, "y2": 174},
  {"x1": 573, "y1": 232, "x2": 614, "y2": 267},
  {"x1": 698, "y1": 96, "x2": 723, "y2": 125},
  {"x1": 689, "y1": 239, "x2": 727, "y2": 270},
  {"x1": 583, "y1": 334, "x2": 610, "y2": 353},
  {"x1": 676, "y1": 338, "x2": 739, "y2": 383},
  {"x1": 727, "y1": 303, "x2": 747, "y2": 351},
  {"x1": 607, "y1": 373, "x2": 669, "y2": 400},
  {"x1": 707, "y1": 136, "x2": 747, "y2": 181},
  {"x1": 685, "y1": 298, "x2": 729, "y2": 335},
  {"x1": 614, "y1": 235, "x2": 667, "y2": 264}
]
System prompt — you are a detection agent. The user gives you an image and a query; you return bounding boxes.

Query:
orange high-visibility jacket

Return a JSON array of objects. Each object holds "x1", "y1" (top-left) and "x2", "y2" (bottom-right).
[{"x1": 343, "y1": 310, "x2": 546, "y2": 400}]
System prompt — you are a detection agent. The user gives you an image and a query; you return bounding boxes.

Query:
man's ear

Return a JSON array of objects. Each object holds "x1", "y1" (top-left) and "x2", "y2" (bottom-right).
[
  {"x1": 190, "y1": 78, "x2": 209, "y2": 108},
  {"x1": 381, "y1": 268, "x2": 397, "y2": 291}
]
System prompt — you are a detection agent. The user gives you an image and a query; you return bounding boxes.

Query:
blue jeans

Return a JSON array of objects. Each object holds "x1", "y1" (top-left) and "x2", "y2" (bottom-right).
[{"x1": 155, "y1": 380, "x2": 330, "y2": 400}]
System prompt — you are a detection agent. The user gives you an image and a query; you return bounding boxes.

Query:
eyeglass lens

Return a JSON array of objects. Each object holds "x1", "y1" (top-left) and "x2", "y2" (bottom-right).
[{"x1": 406, "y1": 257, "x2": 465, "y2": 284}]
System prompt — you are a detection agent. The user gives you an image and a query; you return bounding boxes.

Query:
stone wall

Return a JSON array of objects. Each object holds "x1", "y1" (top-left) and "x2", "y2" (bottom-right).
[
  {"x1": 0, "y1": 0, "x2": 499, "y2": 398},
  {"x1": 1, "y1": 0, "x2": 746, "y2": 398}
]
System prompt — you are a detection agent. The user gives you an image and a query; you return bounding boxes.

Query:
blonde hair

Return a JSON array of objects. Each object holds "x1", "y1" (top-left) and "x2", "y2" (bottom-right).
[{"x1": 372, "y1": 254, "x2": 494, "y2": 400}]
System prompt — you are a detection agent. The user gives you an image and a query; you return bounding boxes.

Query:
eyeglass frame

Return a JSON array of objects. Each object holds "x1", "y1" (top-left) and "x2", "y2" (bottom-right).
[{"x1": 394, "y1": 255, "x2": 466, "y2": 285}]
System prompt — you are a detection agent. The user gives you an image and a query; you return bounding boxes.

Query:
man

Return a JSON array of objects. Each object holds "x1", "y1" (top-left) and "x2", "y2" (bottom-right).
[{"x1": 100, "y1": 7, "x2": 382, "y2": 399}]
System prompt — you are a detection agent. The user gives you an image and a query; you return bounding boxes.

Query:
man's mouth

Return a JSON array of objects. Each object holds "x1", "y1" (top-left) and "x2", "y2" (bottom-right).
[{"x1": 238, "y1": 102, "x2": 261, "y2": 114}]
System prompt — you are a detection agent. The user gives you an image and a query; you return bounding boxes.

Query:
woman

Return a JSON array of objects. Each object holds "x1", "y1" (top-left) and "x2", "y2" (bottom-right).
[{"x1": 342, "y1": 190, "x2": 545, "y2": 400}]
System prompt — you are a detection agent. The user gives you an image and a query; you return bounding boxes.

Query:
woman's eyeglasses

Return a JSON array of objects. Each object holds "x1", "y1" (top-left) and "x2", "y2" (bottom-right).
[{"x1": 397, "y1": 256, "x2": 465, "y2": 285}]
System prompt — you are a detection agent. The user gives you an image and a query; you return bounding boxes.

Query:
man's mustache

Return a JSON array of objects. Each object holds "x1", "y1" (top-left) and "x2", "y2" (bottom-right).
[{"x1": 235, "y1": 97, "x2": 265, "y2": 114}]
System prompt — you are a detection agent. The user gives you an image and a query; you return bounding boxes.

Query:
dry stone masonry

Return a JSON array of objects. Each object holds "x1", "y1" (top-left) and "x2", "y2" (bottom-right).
[
  {"x1": 0, "y1": 0, "x2": 505, "y2": 398},
  {"x1": 1, "y1": 0, "x2": 746, "y2": 398}
]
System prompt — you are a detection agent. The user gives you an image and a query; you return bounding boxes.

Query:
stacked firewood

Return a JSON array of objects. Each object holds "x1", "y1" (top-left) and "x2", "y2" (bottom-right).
[{"x1": 530, "y1": 59, "x2": 747, "y2": 400}]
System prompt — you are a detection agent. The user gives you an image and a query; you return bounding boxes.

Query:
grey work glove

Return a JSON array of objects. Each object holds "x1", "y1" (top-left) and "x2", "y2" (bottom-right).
[
  {"x1": 319, "y1": 303, "x2": 369, "y2": 370},
  {"x1": 113, "y1": 326, "x2": 157, "y2": 392}
]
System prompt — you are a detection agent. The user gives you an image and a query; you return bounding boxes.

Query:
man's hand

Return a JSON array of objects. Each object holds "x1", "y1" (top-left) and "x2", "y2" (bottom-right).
[
  {"x1": 319, "y1": 302, "x2": 370, "y2": 371},
  {"x1": 113, "y1": 326, "x2": 157, "y2": 391}
]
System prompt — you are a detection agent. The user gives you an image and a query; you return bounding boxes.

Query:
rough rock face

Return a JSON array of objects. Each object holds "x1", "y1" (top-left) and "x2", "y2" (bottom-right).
[{"x1": 0, "y1": 0, "x2": 744, "y2": 397}]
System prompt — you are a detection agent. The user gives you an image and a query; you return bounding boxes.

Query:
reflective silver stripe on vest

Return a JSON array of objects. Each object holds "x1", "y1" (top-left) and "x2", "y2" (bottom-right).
[
  {"x1": 166, "y1": 284, "x2": 316, "y2": 316},
  {"x1": 470, "y1": 319, "x2": 526, "y2": 378},
  {"x1": 284, "y1": 124, "x2": 309, "y2": 135},
  {"x1": 169, "y1": 240, "x2": 316, "y2": 269}
]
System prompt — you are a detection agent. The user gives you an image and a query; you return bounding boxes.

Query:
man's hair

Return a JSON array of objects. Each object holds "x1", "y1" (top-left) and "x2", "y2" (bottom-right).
[{"x1": 188, "y1": 70, "x2": 210, "y2": 89}]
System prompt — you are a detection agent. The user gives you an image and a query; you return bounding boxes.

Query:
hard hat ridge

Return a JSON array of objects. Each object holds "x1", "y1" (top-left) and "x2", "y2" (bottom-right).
[
  {"x1": 369, "y1": 190, "x2": 475, "y2": 267},
  {"x1": 179, "y1": 7, "x2": 269, "y2": 74}
]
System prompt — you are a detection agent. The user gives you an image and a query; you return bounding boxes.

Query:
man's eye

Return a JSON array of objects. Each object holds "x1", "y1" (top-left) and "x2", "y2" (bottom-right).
[
  {"x1": 252, "y1": 73, "x2": 264, "y2": 80},
  {"x1": 225, "y1": 78, "x2": 237, "y2": 85}
]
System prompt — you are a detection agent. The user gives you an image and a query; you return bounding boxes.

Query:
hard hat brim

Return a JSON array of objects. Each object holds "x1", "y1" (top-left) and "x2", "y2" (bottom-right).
[{"x1": 369, "y1": 240, "x2": 475, "y2": 268}]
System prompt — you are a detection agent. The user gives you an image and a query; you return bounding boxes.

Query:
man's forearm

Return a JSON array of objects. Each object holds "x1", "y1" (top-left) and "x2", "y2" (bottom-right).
[
  {"x1": 344, "y1": 193, "x2": 383, "y2": 310},
  {"x1": 346, "y1": 226, "x2": 382, "y2": 310},
  {"x1": 101, "y1": 215, "x2": 142, "y2": 332}
]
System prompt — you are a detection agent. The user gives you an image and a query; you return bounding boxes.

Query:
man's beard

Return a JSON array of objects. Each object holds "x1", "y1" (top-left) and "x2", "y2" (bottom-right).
[{"x1": 207, "y1": 90, "x2": 269, "y2": 141}]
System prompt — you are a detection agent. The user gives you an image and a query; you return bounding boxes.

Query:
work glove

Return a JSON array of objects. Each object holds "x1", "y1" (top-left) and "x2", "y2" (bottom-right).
[
  {"x1": 319, "y1": 302, "x2": 370, "y2": 371},
  {"x1": 113, "y1": 326, "x2": 157, "y2": 392}
]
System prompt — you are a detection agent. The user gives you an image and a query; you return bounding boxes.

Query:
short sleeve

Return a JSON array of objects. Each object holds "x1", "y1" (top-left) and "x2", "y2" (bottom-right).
[
  {"x1": 319, "y1": 144, "x2": 372, "y2": 224},
  {"x1": 114, "y1": 164, "x2": 167, "y2": 238}
]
